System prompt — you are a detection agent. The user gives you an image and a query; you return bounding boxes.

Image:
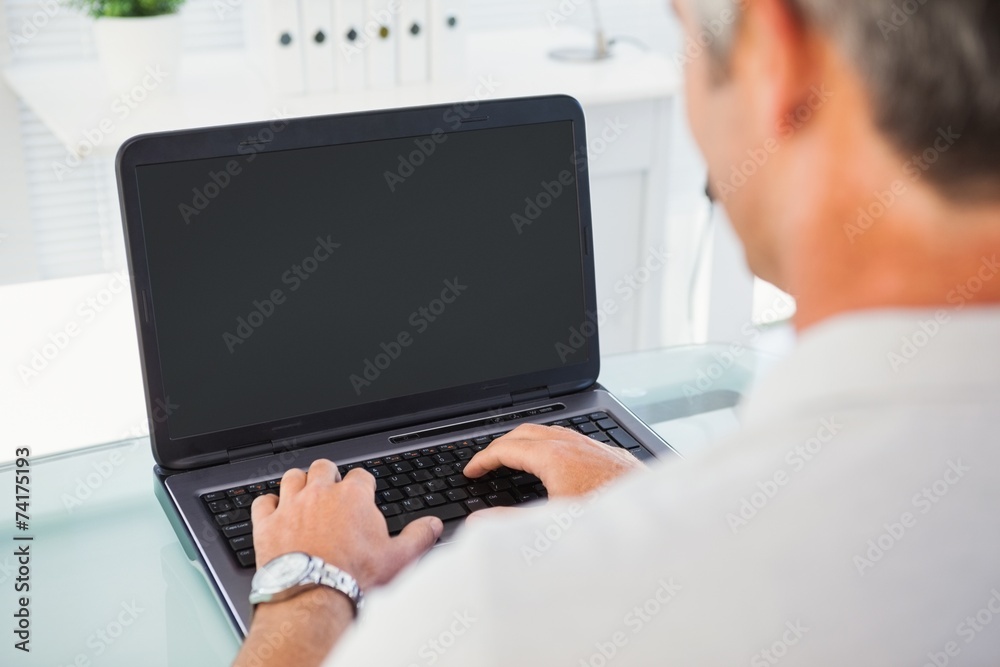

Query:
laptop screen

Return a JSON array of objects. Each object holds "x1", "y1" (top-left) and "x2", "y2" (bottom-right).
[{"x1": 134, "y1": 120, "x2": 589, "y2": 440}]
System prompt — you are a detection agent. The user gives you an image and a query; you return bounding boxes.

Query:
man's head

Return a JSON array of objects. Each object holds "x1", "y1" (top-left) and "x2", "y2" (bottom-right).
[{"x1": 672, "y1": 0, "x2": 1000, "y2": 319}]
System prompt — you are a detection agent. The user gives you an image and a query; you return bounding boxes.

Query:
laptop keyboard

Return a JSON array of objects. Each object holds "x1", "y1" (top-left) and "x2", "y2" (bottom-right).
[{"x1": 200, "y1": 412, "x2": 654, "y2": 568}]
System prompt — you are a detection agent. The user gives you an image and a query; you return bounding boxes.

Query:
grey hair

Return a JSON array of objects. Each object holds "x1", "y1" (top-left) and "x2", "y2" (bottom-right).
[{"x1": 693, "y1": 0, "x2": 1000, "y2": 200}]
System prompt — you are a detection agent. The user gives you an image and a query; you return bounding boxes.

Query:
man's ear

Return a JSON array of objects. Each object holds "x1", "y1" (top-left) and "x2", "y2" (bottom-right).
[{"x1": 734, "y1": 0, "x2": 818, "y2": 135}]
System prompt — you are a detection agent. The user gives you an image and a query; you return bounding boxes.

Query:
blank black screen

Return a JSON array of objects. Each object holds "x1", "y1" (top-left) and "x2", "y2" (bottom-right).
[{"x1": 136, "y1": 121, "x2": 587, "y2": 439}]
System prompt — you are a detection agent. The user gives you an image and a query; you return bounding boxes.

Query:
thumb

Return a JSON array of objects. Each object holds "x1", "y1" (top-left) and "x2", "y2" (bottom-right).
[{"x1": 390, "y1": 516, "x2": 444, "y2": 569}]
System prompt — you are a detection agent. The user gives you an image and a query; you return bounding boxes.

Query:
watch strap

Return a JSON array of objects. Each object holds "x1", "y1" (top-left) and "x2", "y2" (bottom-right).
[{"x1": 317, "y1": 561, "x2": 365, "y2": 617}]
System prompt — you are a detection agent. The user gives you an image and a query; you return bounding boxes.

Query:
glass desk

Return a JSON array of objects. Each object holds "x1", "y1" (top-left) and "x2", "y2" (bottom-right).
[{"x1": 1, "y1": 344, "x2": 776, "y2": 666}]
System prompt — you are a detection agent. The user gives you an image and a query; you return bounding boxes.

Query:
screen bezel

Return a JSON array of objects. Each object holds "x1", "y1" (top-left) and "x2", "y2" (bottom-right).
[{"x1": 116, "y1": 95, "x2": 600, "y2": 470}]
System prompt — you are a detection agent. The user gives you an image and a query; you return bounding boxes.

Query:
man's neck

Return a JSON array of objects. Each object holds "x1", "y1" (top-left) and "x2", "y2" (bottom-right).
[{"x1": 789, "y1": 191, "x2": 1000, "y2": 332}]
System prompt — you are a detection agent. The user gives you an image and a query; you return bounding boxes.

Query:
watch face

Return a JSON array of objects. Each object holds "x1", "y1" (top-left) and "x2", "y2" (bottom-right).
[{"x1": 253, "y1": 552, "x2": 311, "y2": 593}]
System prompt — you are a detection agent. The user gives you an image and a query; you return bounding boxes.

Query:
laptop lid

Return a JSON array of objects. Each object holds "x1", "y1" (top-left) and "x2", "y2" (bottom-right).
[{"x1": 117, "y1": 95, "x2": 600, "y2": 471}]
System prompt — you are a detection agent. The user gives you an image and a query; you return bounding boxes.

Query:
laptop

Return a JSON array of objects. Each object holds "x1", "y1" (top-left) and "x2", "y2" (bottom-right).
[{"x1": 116, "y1": 94, "x2": 678, "y2": 636}]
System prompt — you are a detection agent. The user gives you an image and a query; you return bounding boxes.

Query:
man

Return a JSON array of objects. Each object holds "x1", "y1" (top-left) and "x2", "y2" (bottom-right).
[{"x1": 235, "y1": 0, "x2": 1000, "y2": 664}]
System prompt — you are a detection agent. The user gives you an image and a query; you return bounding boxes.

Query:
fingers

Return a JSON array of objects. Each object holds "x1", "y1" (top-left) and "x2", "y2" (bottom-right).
[
  {"x1": 251, "y1": 492, "x2": 278, "y2": 521},
  {"x1": 307, "y1": 459, "x2": 342, "y2": 485},
  {"x1": 279, "y1": 467, "x2": 307, "y2": 496},
  {"x1": 466, "y1": 425, "x2": 553, "y2": 479},
  {"x1": 390, "y1": 516, "x2": 444, "y2": 568},
  {"x1": 342, "y1": 467, "x2": 377, "y2": 493}
]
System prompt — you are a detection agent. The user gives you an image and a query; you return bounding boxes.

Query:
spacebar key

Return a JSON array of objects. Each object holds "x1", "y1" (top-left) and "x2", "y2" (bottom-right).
[{"x1": 386, "y1": 503, "x2": 468, "y2": 534}]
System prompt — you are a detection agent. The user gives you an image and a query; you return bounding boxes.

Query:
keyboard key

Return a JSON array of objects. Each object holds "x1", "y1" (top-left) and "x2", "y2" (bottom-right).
[
  {"x1": 207, "y1": 500, "x2": 233, "y2": 513},
  {"x1": 589, "y1": 412, "x2": 609, "y2": 421},
  {"x1": 227, "y1": 487, "x2": 248, "y2": 498},
  {"x1": 445, "y1": 488, "x2": 469, "y2": 502},
  {"x1": 423, "y1": 493, "x2": 446, "y2": 507},
  {"x1": 513, "y1": 490, "x2": 540, "y2": 503},
  {"x1": 384, "y1": 455, "x2": 402, "y2": 464},
  {"x1": 510, "y1": 473, "x2": 541, "y2": 487},
  {"x1": 402, "y1": 485, "x2": 423, "y2": 498},
  {"x1": 215, "y1": 509, "x2": 250, "y2": 526},
  {"x1": 229, "y1": 534, "x2": 253, "y2": 551},
  {"x1": 468, "y1": 483, "x2": 491, "y2": 497},
  {"x1": 432, "y1": 465, "x2": 455, "y2": 478},
  {"x1": 375, "y1": 479, "x2": 390, "y2": 493},
  {"x1": 222, "y1": 521, "x2": 253, "y2": 538},
  {"x1": 439, "y1": 443, "x2": 458, "y2": 451},
  {"x1": 434, "y1": 452, "x2": 456, "y2": 464},
  {"x1": 552, "y1": 420, "x2": 571, "y2": 427},
  {"x1": 390, "y1": 462, "x2": 414, "y2": 474},
  {"x1": 489, "y1": 479, "x2": 512, "y2": 492},
  {"x1": 411, "y1": 470, "x2": 433, "y2": 483},
  {"x1": 266, "y1": 480, "x2": 281, "y2": 489},
  {"x1": 485, "y1": 491, "x2": 516, "y2": 507},
  {"x1": 388, "y1": 474, "x2": 412, "y2": 487},
  {"x1": 628, "y1": 447, "x2": 655, "y2": 463},
  {"x1": 202, "y1": 492, "x2": 226, "y2": 503},
  {"x1": 402, "y1": 498, "x2": 425, "y2": 512},
  {"x1": 446, "y1": 475, "x2": 470, "y2": 488},
  {"x1": 369, "y1": 465, "x2": 391, "y2": 478},
  {"x1": 473, "y1": 436, "x2": 491, "y2": 445},
  {"x1": 577, "y1": 422, "x2": 600, "y2": 435},
  {"x1": 233, "y1": 495, "x2": 254, "y2": 509},
  {"x1": 570, "y1": 416, "x2": 589, "y2": 425},
  {"x1": 379, "y1": 503, "x2": 402, "y2": 517},
  {"x1": 596, "y1": 418, "x2": 618, "y2": 431},
  {"x1": 413, "y1": 457, "x2": 434, "y2": 469},
  {"x1": 236, "y1": 548, "x2": 256, "y2": 568},
  {"x1": 247, "y1": 483, "x2": 267, "y2": 493},
  {"x1": 590, "y1": 432, "x2": 612, "y2": 443},
  {"x1": 363, "y1": 458, "x2": 384, "y2": 467},
  {"x1": 381, "y1": 489, "x2": 404, "y2": 503},
  {"x1": 425, "y1": 479, "x2": 447, "y2": 493},
  {"x1": 386, "y1": 503, "x2": 467, "y2": 534},
  {"x1": 464, "y1": 497, "x2": 487, "y2": 512},
  {"x1": 454, "y1": 448, "x2": 474, "y2": 460},
  {"x1": 608, "y1": 428, "x2": 641, "y2": 450}
]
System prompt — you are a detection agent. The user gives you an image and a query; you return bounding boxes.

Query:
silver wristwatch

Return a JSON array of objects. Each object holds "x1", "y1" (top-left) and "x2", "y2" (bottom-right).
[{"x1": 249, "y1": 552, "x2": 364, "y2": 616}]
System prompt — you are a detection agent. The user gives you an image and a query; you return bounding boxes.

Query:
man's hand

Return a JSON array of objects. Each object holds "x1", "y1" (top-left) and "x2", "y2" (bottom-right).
[
  {"x1": 251, "y1": 459, "x2": 443, "y2": 590},
  {"x1": 232, "y1": 459, "x2": 444, "y2": 667},
  {"x1": 464, "y1": 424, "x2": 645, "y2": 499}
]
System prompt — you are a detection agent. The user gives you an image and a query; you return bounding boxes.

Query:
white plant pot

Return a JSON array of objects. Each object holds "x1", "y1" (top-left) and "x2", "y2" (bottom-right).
[{"x1": 92, "y1": 14, "x2": 181, "y2": 93}]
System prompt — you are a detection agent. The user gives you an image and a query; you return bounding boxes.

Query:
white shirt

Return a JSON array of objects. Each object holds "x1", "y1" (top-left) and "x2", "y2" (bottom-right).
[{"x1": 326, "y1": 307, "x2": 1000, "y2": 666}]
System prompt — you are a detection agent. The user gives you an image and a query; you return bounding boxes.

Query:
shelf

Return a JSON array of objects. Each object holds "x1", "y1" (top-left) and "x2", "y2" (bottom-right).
[{"x1": 3, "y1": 27, "x2": 679, "y2": 158}]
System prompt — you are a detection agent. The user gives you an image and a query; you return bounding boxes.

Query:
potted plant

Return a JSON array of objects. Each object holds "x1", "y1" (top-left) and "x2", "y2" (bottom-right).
[{"x1": 70, "y1": 0, "x2": 185, "y2": 92}]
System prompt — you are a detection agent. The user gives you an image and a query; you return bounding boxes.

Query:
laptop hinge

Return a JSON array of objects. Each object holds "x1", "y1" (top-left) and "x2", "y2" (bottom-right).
[
  {"x1": 227, "y1": 441, "x2": 276, "y2": 464},
  {"x1": 510, "y1": 386, "x2": 550, "y2": 405}
]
